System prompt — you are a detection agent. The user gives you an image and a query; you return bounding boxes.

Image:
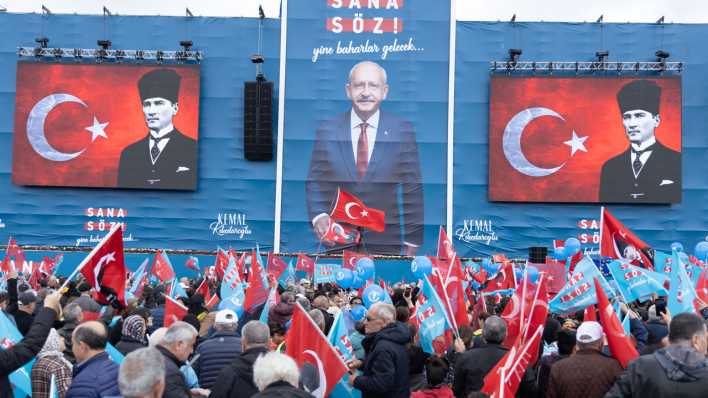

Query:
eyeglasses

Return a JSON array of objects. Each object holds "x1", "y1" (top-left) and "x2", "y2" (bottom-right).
[{"x1": 365, "y1": 316, "x2": 378, "y2": 322}]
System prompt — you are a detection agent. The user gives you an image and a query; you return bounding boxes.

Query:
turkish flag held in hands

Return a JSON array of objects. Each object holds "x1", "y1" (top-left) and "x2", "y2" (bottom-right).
[
  {"x1": 488, "y1": 76, "x2": 681, "y2": 202},
  {"x1": 330, "y1": 189, "x2": 385, "y2": 232},
  {"x1": 601, "y1": 207, "x2": 654, "y2": 269},
  {"x1": 78, "y1": 225, "x2": 127, "y2": 307},
  {"x1": 12, "y1": 62, "x2": 200, "y2": 188}
]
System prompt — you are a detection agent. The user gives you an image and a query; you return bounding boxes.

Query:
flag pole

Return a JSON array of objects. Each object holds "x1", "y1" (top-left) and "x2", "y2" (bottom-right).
[
  {"x1": 599, "y1": 206, "x2": 605, "y2": 258},
  {"x1": 59, "y1": 223, "x2": 121, "y2": 291}
]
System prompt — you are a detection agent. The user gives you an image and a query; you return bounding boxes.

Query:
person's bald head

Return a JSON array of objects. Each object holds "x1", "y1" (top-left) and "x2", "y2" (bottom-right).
[{"x1": 72, "y1": 321, "x2": 108, "y2": 363}]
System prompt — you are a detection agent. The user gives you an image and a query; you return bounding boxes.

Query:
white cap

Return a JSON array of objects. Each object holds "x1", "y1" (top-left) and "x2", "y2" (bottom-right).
[
  {"x1": 215, "y1": 309, "x2": 238, "y2": 325},
  {"x1": 576, "y1": 321, "x2": 604, "y2": 343}
]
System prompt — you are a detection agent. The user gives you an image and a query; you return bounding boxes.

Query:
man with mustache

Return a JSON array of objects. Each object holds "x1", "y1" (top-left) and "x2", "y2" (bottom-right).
[
  {"x1": 306, "y1": 61, "x2": 423, "y2": 255},
  {"x1": 118, "y1": 68, "x2": 198, "y2": 190},
  {"x1": 599, "y1": 79, "x2": 681, "y2": 203}
]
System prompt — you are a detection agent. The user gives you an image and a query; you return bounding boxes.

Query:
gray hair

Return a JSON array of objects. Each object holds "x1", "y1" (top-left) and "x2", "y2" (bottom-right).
[
  {"x1": 118, "y1": 347, "x2": 165, "y2": 398},
  {"x1": 371, "y1": 303, "x2": 396, "y2": 323},
  {"x1": 161, "y1": 321, "x2": 197, "y2": 346},
  {"x1": 242, "y1": 321, "x2": 270, "y2": 348},
  {"x1": 296, "y1": 296, "x2": 311, "y2": 311},
  {"x1": 281, "y1": 291, "x2": 295, "y2": 304},
  {"x1": 308, "y1": 309, "x2": 325, "y2": 331},
  {"x1": 63, "y1": 302, "x2": 83, "y2": 323},
  {"x1": 483, "y1": 316, "x2": 507, "y2": 344},
  {"x1": 348, "y1": 60, "x2": 387, "y2": 84},
  {"x1": 253, "y1": 351, "x2": 300, "y2": 391}
]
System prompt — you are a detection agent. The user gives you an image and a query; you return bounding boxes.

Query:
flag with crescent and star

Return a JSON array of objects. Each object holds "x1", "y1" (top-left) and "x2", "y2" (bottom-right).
[
  {"x1": 330, "y1": 189, "x2": 386, "y2": 232},
  {"x1": 488, "y1": 76, "x2": 681, "y2": 202},
  {"x1": 600, "y1": 207, "x2": 655, "y2": 269},
  {"x1": 77, "y1": 225, "x2": 127, "y2": 308},
  {"x1": 12, "y1": 62, "x2": 200, "y2": 188}
]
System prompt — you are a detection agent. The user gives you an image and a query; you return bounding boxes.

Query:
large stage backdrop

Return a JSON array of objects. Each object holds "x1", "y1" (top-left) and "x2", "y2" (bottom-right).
[{"x1": 2, "y1": 12, "x2": 708, "y2": 271}]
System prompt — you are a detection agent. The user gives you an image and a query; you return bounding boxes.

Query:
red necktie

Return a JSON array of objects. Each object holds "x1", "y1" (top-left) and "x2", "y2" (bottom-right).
[{"x1": 356, "y1": 123, "x2": 368, "y2": 179}]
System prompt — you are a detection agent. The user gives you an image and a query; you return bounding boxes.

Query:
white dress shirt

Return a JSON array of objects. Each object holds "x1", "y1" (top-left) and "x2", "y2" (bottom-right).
[
  {"x1": 630, "y1": 136, "x2": 656, "y2": 178},
  {"x1": 148, "y1": 124, "x2": 173, "y2": 164}
]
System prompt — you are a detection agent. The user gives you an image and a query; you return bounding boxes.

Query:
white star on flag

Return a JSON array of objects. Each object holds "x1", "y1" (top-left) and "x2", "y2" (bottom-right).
[
  {"x1": 360, "y1": 209, "x2": 368, "y2": 217},
  {"x1": 563, "y1": 130, "x2": 588, "y2": 156},
  {"x1": 85, "y1": 116, "x2": 109, "y2": 142}
]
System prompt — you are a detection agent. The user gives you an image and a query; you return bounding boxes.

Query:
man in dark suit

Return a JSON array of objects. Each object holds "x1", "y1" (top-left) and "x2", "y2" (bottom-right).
[
  {"x1": 117, "y1": 68, "x2": 197, "y2": 190},
  {"x1": 306, "y1": 61, "x2": 423, "y2": 255},
  {"x1": 599, "y1": 79, "x2": 681, "y2": 203}
]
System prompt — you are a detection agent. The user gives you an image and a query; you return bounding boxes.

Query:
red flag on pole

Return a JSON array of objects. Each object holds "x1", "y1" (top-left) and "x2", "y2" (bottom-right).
[
  {"x1": 77, "y1": 225, "x2": 128, "y2": 307},
  {"x1": 584, "y1": 304, "x2": 598, "y2": 322},
  {"x1": 696, "y1": 269, "x2": 708, "y2": 304},
  {"x1": 244, "y1": 250, "x2": 269, "y2": 312},
  {"x1": 483, "y1": 261, "x2": 517, "y2": 293},
  {"x1": 481, "y1": 325, "x2": 544, "y2": 397},
  {"x1": 285, "y1": 303, "x2": 348, "y2": 398},
  {"x1": 593, "y1": 277, "x2": 639, "y2": 368},
  {"x1": 164, "y1": 294, "x2": 188, "y2": 328},
  {"x1": 214, "y1": 248, "x2": 230, "y2": 280},
  {"x1": 600, "y1": 207, "x2": 654, "y2": 269},
  {"x1": 437, "y1": 226, "x2": 456, "y2": 262},
  {"x1": 330, "y1": 189, "x2": 385, "y2": 232},
  {"x1": 151, "y1": 250, "x2": 175, "y2": 283},
  {"x1": 342, "y1": 250, "x2": 368, "y2": 271},
  {"x1": 3, "y1": 237, "x2": 25, "y2": 273},
  {"x1": 196, "y1": 278, "x2": 212, "y2": 304},
  {"x1": 266, "y1": 252, "x2": 288, "y2": 280},
  {"x1": 447, "y1": 259, "x2": 470, "y2": 329},
  {"x1": 296, "y1": 254, "x2": 315, "y2": 276},
  {"x1": 500, "y1": 274, "x2": 535, "y2": 348}
]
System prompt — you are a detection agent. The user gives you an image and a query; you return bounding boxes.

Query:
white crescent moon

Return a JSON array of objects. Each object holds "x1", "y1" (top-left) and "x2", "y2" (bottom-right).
[
  {"x1": 27, "y1": 93, "x2": 88, "y2": 161},
  {"x1": 502, "y1": 107, "x2": 566, "y2": 177},
  {"x1": 344, "y1": 202, "x2": 362, "y2": 219},
  {"x1": 304, "y1": 350, "x2": 327, "y2": 398}
]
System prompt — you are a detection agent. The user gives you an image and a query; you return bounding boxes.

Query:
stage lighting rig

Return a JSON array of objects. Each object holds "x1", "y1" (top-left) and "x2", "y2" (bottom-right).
[
  {"x1": 96, "y1": 39, "x2": 111, "y2": 62},
  {"x1": 509, "y1": 48, "x2": 522, "y2": 63}
]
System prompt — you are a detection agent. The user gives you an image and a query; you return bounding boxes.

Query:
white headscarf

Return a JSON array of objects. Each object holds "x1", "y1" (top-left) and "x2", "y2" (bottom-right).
[{"x1": 38, "y1": 328, "x2": 73, "y2": 369}]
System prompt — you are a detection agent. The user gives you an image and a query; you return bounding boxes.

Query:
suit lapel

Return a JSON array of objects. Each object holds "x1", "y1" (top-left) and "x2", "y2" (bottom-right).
[{"x1": 364, "y1": 112, "x2": 391, "y2": 181}]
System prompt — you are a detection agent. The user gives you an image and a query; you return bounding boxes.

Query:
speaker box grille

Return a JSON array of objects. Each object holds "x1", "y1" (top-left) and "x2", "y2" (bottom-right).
[
  {"x1": 244, "y1": 80, "x2": 273, "y2": 161},
  {"x1": 528, "y1": 246, "x2": 548, "y2": 263}
]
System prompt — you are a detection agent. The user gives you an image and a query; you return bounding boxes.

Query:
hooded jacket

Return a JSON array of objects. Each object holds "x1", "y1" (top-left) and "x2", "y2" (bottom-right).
[
  {"x1": 209, "y1": 346, "x2": 270, "y2": 398},
  {"x1": 606, "y1": 345, "x2": 708, "y2": 398},
  {"x1": 353, "y1": 321, "x2": 411, "y2": 398}
]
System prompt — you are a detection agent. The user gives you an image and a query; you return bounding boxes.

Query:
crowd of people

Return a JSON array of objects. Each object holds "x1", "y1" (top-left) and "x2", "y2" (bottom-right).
[{"x1": 1, "y1": 264, "x2": 708, "y2": 398}]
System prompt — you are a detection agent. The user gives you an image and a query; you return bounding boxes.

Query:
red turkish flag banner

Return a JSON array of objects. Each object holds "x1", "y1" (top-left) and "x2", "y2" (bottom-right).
[
  {"x1": 266, "y1": 252, "x2": 288, "y2": 280},
  {"x1": 483, "y1": 261, "x2": 517, "y2": 293},
  {"x1": 164, "y1": 294, "x2": 188, "y2": 328},
  {"x1": 196, "y1": 278, "x2": 212, "y2": 304},
  {"x1": 214, "y1": 248, "x2": 230, "y2": 280},
  {"x1": 584, "y1": 304, "x2": 598, "y2": 322},
  {"x1": 488, "y1": 76, "x2": 681, "y2": 202},
  {"x1": 244, "y1": 250, "x2": 269, "y2": 312},
  {"x1": 594, "y1": 277, "x2": 639, "y2": 368},
  {"x1": 285, "y1": 303, "x2": 348, "y2": 398},
  {"x1": 447, "y1": 260, "x2": 470, "y2": 329},
  {"x1": 151, "y1": 251, "x2": 175, "y2": 283},
  {"x1": 500, "y1": 275, "x2": 535, "y2": 348},
  {"x1": 342, "y1": 250, "x2": 368, "y2": 271},
  {"x1": 696, "y1": 269, "x2": 708, "y2": 304},
  {"x1": 321, "y1": 219, "x2": 361, "y2": 244},
  {"x1": 522, "y1": 274, "x2": 549, "y2": 353},
  {"x1": 601, "y1": 207, "x2": 654, "y2": 269},
  {"x1": 12, "y1": 63, "x2": 200, "y2": 188},
  {"x1": 78, "y1": 225, "x2": 127, "y2": 307},
  {"x1": 3, "y1": 237, "x2": 25, "y2": 273},
  {"x1": 437, "y1": 226, "x2": 456, "y2": 262},
  {"x1": 330, "y1": 189, "x2": 385, "y2": 232},
  {"x1": 482, "y1": 325, "x2": 544, "y2": 397},
  {"x1": 534, "y1": 259, "x2": 566, "y2": 295},
  {"x1": 296, "y1": 254, "x2": 315, "y2": 276}
]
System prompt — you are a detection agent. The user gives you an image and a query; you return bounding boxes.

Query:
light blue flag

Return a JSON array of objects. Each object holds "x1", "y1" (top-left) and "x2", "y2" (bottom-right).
[
  {"x1": 622, "y1": 312, "x2": 631, "y2": 336},
  {"x1": 417, "y1": 276, "x2": 453, "y2": 354},
  {"x1": 278, "y1": 260, "x2": 297, "y2": 288},
  {"x1": 549, "y1": 256, "x2": 615, "y2": 314},
  {"x1": 220, "y1": 255, "x2": 240, "y2": 299},
  {"x1": 608, "y1": 260, "x2": 668, "y2": 302},
  {"x1": 654, "y1": 250, "x2": 672, "y2": 276},
  {"x1": 668, "y1": 250, "x2": 698, "y2": 316},
  {"x1": 328, "y1": 312, "x2": 361, "y2": 398},
  {"x1": 171, "y1": 280, "x2": 189, "y2": 299},
  {"x1": 49, "y1": 374, "x2": 58, "y2": 398},
  {"x1": 129, "y1": 258, "x2": 150, "y2": 295},
  {"x1": 0, "y1": 311, "x2": 33, "y2": 396},
  {"x1": 218, "y1": 282, "x2": 246, "y2": 319},
  {"x1": 106, "y1": 342, "x2": 125, "y2": 365},
  {"x1": 259, "y1": 288, "x2": 278, "y2": 325},
  {"x1": 315, "y1": 263, "x2": 341, "y2": 284}
]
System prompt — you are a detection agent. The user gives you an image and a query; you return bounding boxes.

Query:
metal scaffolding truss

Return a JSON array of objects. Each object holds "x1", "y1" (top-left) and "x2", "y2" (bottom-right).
[
  {"x1": 17, "y1": 47, "x2": 203, "y2": 63},
  {"x1": 490, "y1": 61, "x2": 683, "y2": 73}
]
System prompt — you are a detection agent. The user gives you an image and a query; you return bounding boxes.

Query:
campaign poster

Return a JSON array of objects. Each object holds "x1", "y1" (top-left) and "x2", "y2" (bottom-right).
[
  {"x1": 280, "y1": 0, "x2": 451, "y2": 255},
  {"x1": 12, "y1": 63, "x2": 200, "y2": 190},
  {"x1": 488, "y1": 76, "x2": 682, "y2": 204}
]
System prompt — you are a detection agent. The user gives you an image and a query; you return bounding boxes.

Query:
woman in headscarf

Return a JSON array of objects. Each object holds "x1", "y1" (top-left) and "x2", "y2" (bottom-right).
[
  {"x1": 116, "y1": 315, "x2": 148, "y2": 355},
  {"x1": 31, "y1": 328, "x2": 72, "y2": 398}
]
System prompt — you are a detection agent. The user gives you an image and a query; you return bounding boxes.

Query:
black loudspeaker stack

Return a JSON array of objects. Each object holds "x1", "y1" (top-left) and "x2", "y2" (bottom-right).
[
  {"x1": 243, "y1": 79, "x2": 274, "y2": 161},
  {"x1": 528, "y1": 246, "x2": 548, "y2": 263}
]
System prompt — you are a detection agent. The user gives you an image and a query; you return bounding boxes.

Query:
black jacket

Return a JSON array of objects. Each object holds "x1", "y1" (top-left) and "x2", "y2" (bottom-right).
[
  {"x1": 453, "y1": 342, "x2": 508, "y2": 397},
  {"x1": 115, "y1": 336, "x2": 147, "y2": 356},
  {"x1": 117, "y1": 128, "x2": 198, "y2": 190},
  {"x1": 156, "y1": 345, "x2": 191, "y2": 398},
  {"x1": 353, "y1": 322, "x2": 411, "y2": 398},
  {"x1": 6, "y1": 278, "x2": 34, "y2": 336},
  {"x1": 599, "y1": 141, "x2": 681, "y2": 203},
  {"x1": 252, "y1": 381, "x2": 314, "y2": 398},
  {"x1": 0, "y1": 307, "x2": 57, "y2": 398},
  {"x1": 193, "y1": 331, "x2": 243, "y2": 390},
  {"x1": 605, "y1": 345, "x2": 708, "y2": 398},
  {"x1": 210, "y1": 346, "x2": 269, "y2": 398}
]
